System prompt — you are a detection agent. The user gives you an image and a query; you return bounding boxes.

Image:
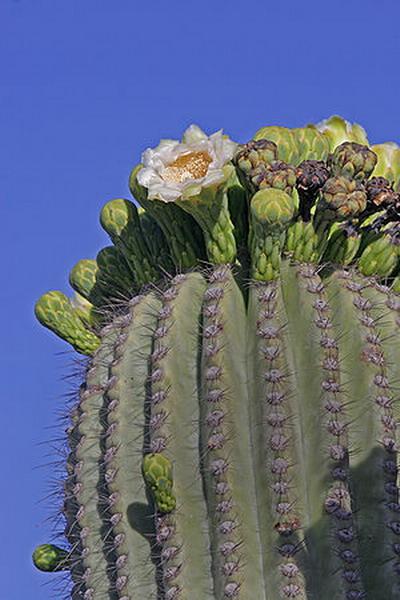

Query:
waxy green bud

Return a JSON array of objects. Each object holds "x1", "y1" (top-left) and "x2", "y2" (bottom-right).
[
  {"x1": 249, "y1": 188, "x2": 296, "y2": 280},
  {"x1": 358, "y1": 232, "x2": 399, "y2": 277},
  {"x1": 176, "y1": 184, "x2": 237, "y2": 265},
  {"x1": 253, "y1": 125, "x2": 299, "y2": 165},
  {"x1": 96, "y1": 246, "x2": 134, "y2": 295},
  {"x1": 70, "y1": 292, "x2": 97, "y2": 328},
  {"x1": 35, "y1": 291, "x2": 100, "y2": 355},
  {"x1": 100, "y1": 198, "x2": 158, "y2": 286},
  {"x1": 142, "y1": 453, "x2": 176, "y2": 513},
  {"x1": 292, "y1": 125, "x2": 331, "y2": 163},
  {"x1": 138, "y1": 209, "x2": 175, "y2": 273},
  {"x1": 316, "y1": 115, "x2": 369, "y2": 150},
  {"x1": 33, "y1": 544, "x2": 69, "y2": 572},
  {"x1": 371, "y1": 142, "x2": 400, "y2": 188},
  {"x1": 328, "y1": 142, "x2": 377, "y2": 181},
  {"x1": 69, "y1": 259, "x2": 100, "y2": 303},
  {"x1": 323, "y1": 222, "x2": 361, "y2": 265}
]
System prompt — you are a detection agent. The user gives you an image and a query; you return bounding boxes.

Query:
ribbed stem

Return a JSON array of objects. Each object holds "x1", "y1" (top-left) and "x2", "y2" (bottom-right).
[
  {"x1": 328, "y1": 270, "x2": 400, "y2": 599},
  {"x1": 247, "y1": 279, "x2": 308, "y2": 600},
  {"x1": 199, "y1": 266, "x2": 265, "y2": 599},
  {"x1": 278, "y1": 262, "x2": 365, "y2": 599},
  {"x1": 148, "y1": 273, "x2": 214, "y2": 600},
  {"x1": 66, "y1": 324, "x2": 121, "y2": 600},
  {"x1": 104, "y1": 294, "x2": 162, "y2": 599}
]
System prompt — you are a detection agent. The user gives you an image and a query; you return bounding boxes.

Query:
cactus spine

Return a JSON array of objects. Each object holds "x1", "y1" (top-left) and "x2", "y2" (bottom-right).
[{"x1": 34, "y1": 118, "x2": 400, "y2": 599}]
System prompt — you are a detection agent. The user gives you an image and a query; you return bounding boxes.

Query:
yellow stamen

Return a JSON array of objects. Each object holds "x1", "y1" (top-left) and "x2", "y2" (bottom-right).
[{"x1": 162, "y1": 151, "x2": 212, "y2": 183}]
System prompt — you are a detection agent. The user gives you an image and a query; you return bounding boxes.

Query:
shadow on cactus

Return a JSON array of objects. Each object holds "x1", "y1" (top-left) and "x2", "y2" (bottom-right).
[{"x1": 33, "y1": 118, "x2": 400, "y2": 599}]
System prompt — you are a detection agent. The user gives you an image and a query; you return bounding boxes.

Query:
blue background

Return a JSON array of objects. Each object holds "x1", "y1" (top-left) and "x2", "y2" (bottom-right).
[{"x1": 1, "y1": 0, "x2": 399, "y2": 597}]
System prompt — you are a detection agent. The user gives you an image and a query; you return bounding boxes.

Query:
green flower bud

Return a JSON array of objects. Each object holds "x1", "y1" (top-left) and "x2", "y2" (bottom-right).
[
  {"x1": 249, "y1": 188, "x2": 296, "y2": 281},
  {"x1": 100, "y1": 198, "x2": 158, "y2": 286},
  {"x1": 69, "y1": 259, "x2": 101, "y2": 304},
  {"x1": 391, "y1": 276, "x2": 400, "y2": 294},
  {"x1": 328, "y1": 142, "x2": 377, "y2": 181},
  {"x1": 35, "y1": 291, "x2": 100, "y2": 355},
  {"x1": 316, "y1": 115, "x2": 369, "y2": 151},
  {"x1": 142, "y1": 453, "x2": 176, "y2": 513},
  {"x1": 292, "y1": 125, "x2": 331, "y2": 163},
  {"x1": 323, "y1": 222, "x2": 361, "y2": 265},
  {"x1": 32, "y1": 544, "x2": 69, "y2": 572},
  {"x1": 358, "y1": 232, "x2": 399, "y2": 277},
  {"x1": 138, "y1": 208, "x2": 175, "y2": 273},
  {"x1": 253, "y1": 126, "x2": 299, "y2": 165},
  {"x1": 96, "y1": 246, "x2": 134, "y2": 296},
  {"x1": 371, "y1": 142, "x2": 400, "y2": 188},
  {"x1": 70, "y1": 292, "x2": 97, "y2": 328},
  {"x1": 129, "y1": 164, "x2": 206, "y2": 269}
]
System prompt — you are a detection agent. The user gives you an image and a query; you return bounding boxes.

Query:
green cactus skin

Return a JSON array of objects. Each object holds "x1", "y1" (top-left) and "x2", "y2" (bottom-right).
[
  {"x1": 35, "y1": 263, "x2": 400, "y2": 599},
  {"x1": 34, "y1": 117, "x2": 400, "y2": 599}
]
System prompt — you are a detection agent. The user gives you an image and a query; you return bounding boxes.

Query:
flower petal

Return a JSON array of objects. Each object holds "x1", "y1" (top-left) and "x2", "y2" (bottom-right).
[{"x1": 182, "y1": 124, "x2": 208, "y2": 145}]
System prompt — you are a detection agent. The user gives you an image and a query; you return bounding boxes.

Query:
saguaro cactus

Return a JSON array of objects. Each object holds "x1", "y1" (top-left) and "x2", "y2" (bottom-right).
[{"x1": 34, "y1": 118, "x2": 400, "y2": 599}]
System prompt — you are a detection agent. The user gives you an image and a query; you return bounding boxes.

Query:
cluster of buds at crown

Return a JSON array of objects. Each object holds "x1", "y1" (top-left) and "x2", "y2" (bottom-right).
[{"x1": 234, "y1": 139, "x2": 296, "y2": 195}]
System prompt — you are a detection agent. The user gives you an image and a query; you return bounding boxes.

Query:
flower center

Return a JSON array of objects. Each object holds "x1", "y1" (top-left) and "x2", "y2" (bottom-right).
[{"x1": 162, "y1": 151, "x2": 212, "y2": 183}]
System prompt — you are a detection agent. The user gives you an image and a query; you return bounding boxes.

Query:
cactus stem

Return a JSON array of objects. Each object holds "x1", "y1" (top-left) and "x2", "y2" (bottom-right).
[
  {"x1": 103, "y1": 294, "x2": 162, "y2": 599},
  {"x1": 201, "y1": 266, "x2": 266, "y2": 599},
  {"x1": 298, "y1": 264, "x2": 365, "y2": 599},
  {"x1": 329, "y1": 270, "x2": 400, "y2": 597},
  {"x1": 65, "y1": 324, "x2": 122, "y2": 599},
  {"x1": 247, "y1": 277, "x2": 308, "y2": 600},
  {"x1": 148, "y1": 272, "x2": 214, "y2": 599}
]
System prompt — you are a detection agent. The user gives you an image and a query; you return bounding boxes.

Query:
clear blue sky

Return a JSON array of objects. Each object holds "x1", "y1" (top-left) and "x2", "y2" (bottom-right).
[{"x1": 1, "y1": 1, "x2": 400, "y2": 598}]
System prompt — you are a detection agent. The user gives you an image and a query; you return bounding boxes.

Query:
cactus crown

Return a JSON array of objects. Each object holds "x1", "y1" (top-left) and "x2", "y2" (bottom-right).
[{"x1": 34, "y1": 117, "x2": 400, "y2": 599}]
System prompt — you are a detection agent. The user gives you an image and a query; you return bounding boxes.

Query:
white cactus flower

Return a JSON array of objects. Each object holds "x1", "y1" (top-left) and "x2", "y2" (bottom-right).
[{"x1": 137, "y1": 125, "x2": 237, "y2": 203}]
